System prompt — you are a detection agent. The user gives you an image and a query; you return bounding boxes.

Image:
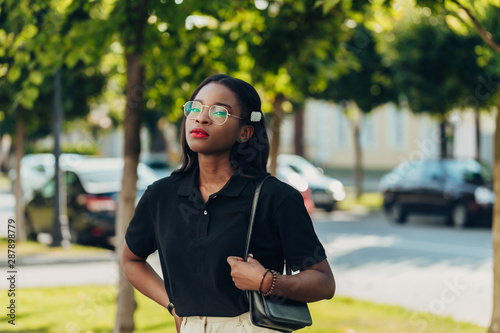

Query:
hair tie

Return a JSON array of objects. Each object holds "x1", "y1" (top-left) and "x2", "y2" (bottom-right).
[{"x1": 250, "y1": 111, "x2": 262, "y2": 122}]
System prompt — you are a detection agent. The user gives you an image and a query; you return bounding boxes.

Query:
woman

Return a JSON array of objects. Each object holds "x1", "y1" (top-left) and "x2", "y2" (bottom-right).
[{"x1": 122, "y1": 74, "x2": 335, "y2": 332}]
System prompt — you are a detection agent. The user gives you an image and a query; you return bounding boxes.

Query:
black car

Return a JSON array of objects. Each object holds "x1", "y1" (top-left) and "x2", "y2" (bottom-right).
[
  {"x1": 24, "y1": 158, "x2": 158, "y2": 246},
  {"x1": 380, "y1": 158, "x2": 494, "y2": 228}
]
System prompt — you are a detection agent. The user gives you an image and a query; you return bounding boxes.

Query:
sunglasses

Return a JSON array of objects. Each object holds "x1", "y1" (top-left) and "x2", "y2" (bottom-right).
[{"x1": 183, "y1": 101, "x2": 243, "y2": 125}]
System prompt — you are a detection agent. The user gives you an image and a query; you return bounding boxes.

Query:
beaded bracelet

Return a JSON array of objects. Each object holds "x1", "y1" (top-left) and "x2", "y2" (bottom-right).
[
  {"x1": 262, "y1": 270, "x2": 278, "y2": 297},
  {"x1": 258, "y1": 269, "x2": 271, "y2": 294}
]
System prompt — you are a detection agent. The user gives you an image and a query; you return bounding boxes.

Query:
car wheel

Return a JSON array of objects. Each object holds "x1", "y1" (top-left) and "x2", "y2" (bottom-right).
[
  {"x1": 386, "y1": 201, "x2": 407, "y2": 224},
  {"x1": 451, "y1": 203, "x2": 469, "y2": 229}
]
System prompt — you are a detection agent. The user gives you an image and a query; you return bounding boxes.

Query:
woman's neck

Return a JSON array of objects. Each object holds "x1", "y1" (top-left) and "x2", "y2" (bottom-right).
[{"x1": 197, "y1": 154, "x2": 234, "y2": 200}]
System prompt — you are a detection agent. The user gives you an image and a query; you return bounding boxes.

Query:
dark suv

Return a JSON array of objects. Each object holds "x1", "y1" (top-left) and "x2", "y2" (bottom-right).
[{"x1": 380, "y1": 158, "x2": 494, "y2": 228}]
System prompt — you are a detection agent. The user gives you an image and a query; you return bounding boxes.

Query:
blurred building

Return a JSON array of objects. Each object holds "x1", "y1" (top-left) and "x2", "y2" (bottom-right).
[{"x1": 280, "y1": 99, "x2": 496, "y2": 171}]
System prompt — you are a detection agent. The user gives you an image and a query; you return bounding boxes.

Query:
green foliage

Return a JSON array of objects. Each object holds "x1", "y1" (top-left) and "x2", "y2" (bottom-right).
[
  {"x1": 3, "y1": 0, "x2": 496, "y2": 149},
  {"x1": 388, "y1": 11, "x2": 488, "y2": 115},
  {"x1": 140, "y1": 0, "x2": 354, "y2": 118},
  {"x1": 316, "y1": 24, "x2": 396, "y2": 113},
  {"x1": 251, "y1": 0, "x2": 346, "y2": 100},
  {"x1": 1, "y1": 0, "x2": 421, "y2": 143},
  {"x1": 0, "y1": 0, "x2": 106, "y2": 140}
]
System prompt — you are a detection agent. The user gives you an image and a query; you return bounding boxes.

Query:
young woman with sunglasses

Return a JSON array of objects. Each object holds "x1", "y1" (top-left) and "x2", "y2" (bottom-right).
[{"x1": 122, "y1": 74, "x2": 335, "y2": 332}]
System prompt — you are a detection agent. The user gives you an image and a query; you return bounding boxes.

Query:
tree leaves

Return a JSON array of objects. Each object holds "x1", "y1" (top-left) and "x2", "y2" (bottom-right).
[{"x1": 0, "y1": 0, "x2": 106, "y2": 138}]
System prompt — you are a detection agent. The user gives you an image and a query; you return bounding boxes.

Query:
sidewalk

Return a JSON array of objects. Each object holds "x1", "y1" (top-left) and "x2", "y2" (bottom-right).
[
  {"x1": 1, "y1": 250, "x2": 116, "y2": 267},
  {"x1": 0, "y1": 190, "x2": 15, "y2": 239},
  {"x1": 0, "y1": 248, "x2": 156, "y2": 289}
]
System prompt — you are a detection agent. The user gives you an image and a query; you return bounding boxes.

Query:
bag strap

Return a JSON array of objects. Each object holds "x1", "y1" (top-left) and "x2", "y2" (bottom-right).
[
  {"x1": 244, "y1": 175, "x2": 293, "y2": 276},
  {"x1": 243, "y1": 175, "x2": 271, "y2": 262}
]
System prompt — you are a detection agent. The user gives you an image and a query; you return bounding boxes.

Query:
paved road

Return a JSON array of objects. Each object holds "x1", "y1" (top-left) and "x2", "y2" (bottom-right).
[
  {"x1": 314, "y1": 210, "x2": 492, "y2": 328},
  {"x1": 0, "y1": 190, "x2": 492, "y2": 327}
]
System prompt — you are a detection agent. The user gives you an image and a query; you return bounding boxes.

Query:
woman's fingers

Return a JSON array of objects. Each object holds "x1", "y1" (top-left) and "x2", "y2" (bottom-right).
[{"x1": 227, "y1": 256, "x2": 244, "y2": 266}]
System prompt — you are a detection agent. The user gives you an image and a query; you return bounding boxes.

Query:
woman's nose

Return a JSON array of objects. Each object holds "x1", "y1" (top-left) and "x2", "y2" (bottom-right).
[{"x1": 195, "y1": 105, "x2": 210, "y2": 124}]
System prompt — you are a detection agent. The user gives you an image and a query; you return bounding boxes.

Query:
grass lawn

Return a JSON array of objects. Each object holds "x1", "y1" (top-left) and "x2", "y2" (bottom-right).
[
  {"x1": 337, "y1": 192, "x2": 384, "y2": 212},
  {"x1": 0, "y1": 172, "x2": 10, "y2": 191},
  {"x1": 0, "y1": 238, "x2": 112, "y2": 258},
  {"x1": 0, "y1": 285, "x2": 486, "y2": 333}
]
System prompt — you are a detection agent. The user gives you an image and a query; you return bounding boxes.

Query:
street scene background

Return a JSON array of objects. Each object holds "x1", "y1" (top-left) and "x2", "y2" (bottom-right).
[{"x1": 1, "y1": 0, "x2": 500, "y2": 332}]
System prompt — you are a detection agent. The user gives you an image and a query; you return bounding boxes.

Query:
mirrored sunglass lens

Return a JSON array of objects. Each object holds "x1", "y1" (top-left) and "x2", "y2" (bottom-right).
[
  {"x1": 185, "y1": 102, "x2": 201, "y2": 117},
  {"x1": 210, "y1": 106, "x2": 228, "y2": 124}
]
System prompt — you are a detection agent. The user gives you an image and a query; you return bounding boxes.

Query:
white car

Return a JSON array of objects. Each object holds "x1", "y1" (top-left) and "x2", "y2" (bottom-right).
[
  {"x1": 9, "y1": 153, "x2": 86, "y2": 202},
  {"x1": 277, "y1": 154, "x2": 346, "y2": 211},
  {"x1": 275, "y1": 164, "x2": 315, "y2": 215}
]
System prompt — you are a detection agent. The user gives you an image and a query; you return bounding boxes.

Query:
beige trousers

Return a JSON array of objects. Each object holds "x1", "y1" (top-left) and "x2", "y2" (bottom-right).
[{"x1": 180, "y1": 312, "x2": 282, "y2": 333}]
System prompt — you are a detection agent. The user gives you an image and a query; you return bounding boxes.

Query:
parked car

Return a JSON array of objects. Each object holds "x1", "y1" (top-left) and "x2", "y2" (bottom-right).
[
  {"x1": 276, "y1": 164, "x2": 315, "y2": 216},
  {"x1": 140, "y1": 152, "x2": 175, "y2": 179},
  {"x1": 24, "y1": 158, "x2": 158, "y2": 247},
  {"x1": 277, "y1": 154, "x2": 346, "y2": 211},
  {"x1": 9, "y1": 153, "x2": 86, "y2": 202},
  {"x1": 380, "y1": 158, "x2": 494, "y2": 228}
]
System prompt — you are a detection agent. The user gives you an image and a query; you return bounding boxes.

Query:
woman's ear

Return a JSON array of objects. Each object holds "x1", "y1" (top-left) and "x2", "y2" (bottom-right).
[{"x1": 239, "y1": 125, "x2": 254, "y2": 143}]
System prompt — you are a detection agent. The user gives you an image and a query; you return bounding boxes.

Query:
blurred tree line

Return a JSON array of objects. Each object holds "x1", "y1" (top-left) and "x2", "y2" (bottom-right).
[{"x1": 1, "y1": 0, "x2": 500, "y2": 331}]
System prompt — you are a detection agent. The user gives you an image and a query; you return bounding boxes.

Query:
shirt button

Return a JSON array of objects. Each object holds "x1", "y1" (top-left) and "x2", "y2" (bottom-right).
[
  {"x1": 204, "y1": 210, "x2": 208, "y2": 215},
  {"x1": 213, "y1": 195, "x2": 217, "y2": 198}
]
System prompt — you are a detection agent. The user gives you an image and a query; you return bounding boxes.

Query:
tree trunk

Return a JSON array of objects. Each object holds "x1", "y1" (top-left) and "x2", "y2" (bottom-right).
[
  {"x1": 353, "y1": 116, "x2": 363, "y2": 199},
  {"x1": 488, "y1": 86, "x2": 500, "y2": 333},
  {"x1": 51, "y1": 68, "x2": 70, "y2": 248},
  {"x1": 114, "y1": 52, "x2": 144, "y2": 333},
  {"x1": 439, "y1": 117, "x2": 447, "y2": 159},
  {"x1": 343, "y1": 102, "x2": 363, "y2": 199},
  {"x1": 294, "y1": 105, "x2": 304, "y2": 157},
  {"x1": 14, "y1": 112, "x2": 26, "y2": 242},
  {"x1": 0, "y1": 134, "x2": 12, "y2": 172},
  {"x1": 114, "y1": 0, "x2": 147, "y2": 332},
  {"x1": 269, "y1": 94, "x2": 285, "y2": 176},
  {"x1": 475, "y1": 108, "x2": 481, "y2": 162}
]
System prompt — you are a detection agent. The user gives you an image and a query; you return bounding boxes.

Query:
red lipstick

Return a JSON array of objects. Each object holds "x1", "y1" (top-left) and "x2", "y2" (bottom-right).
[{"x1": 190, "y1": 128, "x2": 209, "y2": 138}]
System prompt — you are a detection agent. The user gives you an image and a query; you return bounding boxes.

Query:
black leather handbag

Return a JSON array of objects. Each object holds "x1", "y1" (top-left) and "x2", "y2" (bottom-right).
[{"x1": 244, "y1": 176, "x2": 313, "y2": 333}]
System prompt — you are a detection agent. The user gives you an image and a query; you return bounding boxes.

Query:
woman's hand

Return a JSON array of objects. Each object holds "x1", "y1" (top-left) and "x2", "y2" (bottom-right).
[
  {"x1": 172, "y1": 308, "x2": 183, "y2": 333},
  {"x1": 227, "y1": 255, "x2": 267, "y2": 291}
]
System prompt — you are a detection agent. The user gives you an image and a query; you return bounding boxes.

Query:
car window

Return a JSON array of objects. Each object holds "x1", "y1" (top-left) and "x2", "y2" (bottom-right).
[
  {"x1": 65, "y1": 171, "x2": 85, "y2": 195},
  {"x1": 288, "y1": 165, "x2": 302, "y2": 174},
  {"x1": 443, "y1": 159, "x2": 491, "y2": 184},
  {"x1": 34, "y1": 164, "x2": 46, "y2": 173},
  {"x1": 66, "y1": 171, "x2": 78, "y2": 186},
  {"x1": 283, "y1": 159, "x2": 322, "y2": 177},
  {"x1": 39, "y1": 172, "x2": 80, "y2": 198},
  {"x1": 41, "y1": 180, "x2": 55, "y2": 199}
]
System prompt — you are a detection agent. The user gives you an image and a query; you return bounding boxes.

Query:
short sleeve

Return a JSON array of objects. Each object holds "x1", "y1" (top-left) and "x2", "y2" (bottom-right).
[
  {"x1": 125, "y1": 187, "x2": 157, "y2": 258},
  {"x1": 273, "y1": 190, "x2": 327, "y2": 271}
]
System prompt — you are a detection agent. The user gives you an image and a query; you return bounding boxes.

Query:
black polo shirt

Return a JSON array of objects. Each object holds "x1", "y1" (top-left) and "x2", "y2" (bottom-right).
[{"x1": 125, "y1": 166, "x2": 327, "y2": 317}]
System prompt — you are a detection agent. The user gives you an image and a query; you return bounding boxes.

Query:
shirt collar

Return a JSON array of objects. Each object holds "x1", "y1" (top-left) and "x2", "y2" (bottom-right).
[{"x1": 177, "y1": 165, "x2": 249, "y2": 198}]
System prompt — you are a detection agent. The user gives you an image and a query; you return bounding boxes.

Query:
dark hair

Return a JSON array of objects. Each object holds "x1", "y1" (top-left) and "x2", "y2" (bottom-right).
[{"x1": 173, "y1": 74, "x2": 270, "y2": 178}]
